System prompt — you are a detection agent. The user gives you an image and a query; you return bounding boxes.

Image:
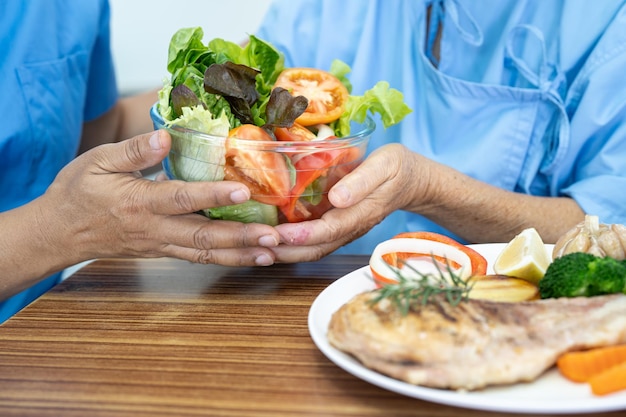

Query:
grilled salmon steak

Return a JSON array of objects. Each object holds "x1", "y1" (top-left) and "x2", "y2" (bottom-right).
[{"x1": 327, "y1": 292, "x2": 626, "y2": 391}]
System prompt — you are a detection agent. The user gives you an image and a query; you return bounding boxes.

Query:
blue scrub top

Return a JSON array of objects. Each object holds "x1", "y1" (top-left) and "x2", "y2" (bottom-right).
[
  {"x1": 0, "y1": 0, "x2": 118, "y2": 322},
  {"x1": 257, "y1": 0, "x2": 626, "y2": 254}
]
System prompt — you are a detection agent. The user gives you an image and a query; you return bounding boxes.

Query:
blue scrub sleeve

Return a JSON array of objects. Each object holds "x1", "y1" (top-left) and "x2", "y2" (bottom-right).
[
  {"x1": 0, "y1": 273, "x2": 61, "y2": 324},
  {"x1": 83, "y1": 0, "x2": 118, "y2": 122}
]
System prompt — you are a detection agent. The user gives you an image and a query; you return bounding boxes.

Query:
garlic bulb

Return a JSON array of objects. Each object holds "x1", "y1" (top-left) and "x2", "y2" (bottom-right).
[{"x1": 552, "y1": 215, "x2": 626, "y2": 260}]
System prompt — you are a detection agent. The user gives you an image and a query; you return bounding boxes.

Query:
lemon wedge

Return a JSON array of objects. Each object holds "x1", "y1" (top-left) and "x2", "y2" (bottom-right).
[{"x1": 493, "y1": 227, "x2": 551, "y2": 285}]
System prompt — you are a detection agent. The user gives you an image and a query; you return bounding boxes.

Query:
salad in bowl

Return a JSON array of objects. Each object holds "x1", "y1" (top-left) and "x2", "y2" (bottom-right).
[{"x1": 152, "y1": 27, "x2": 411, "y2": 225}]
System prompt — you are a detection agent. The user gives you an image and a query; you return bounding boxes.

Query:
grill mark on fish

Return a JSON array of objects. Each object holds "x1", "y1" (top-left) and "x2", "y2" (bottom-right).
[{"x1": 430, "y1": 301, "x2": 458, "y2": 323}]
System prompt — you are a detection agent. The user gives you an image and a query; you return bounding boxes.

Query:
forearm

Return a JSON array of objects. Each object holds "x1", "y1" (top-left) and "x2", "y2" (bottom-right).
[
  {"x1": 411, "y1": 160, "x2": 585, "y2": 244},
  {"x1": 79, "y1": 89, "x2": 158, "y2": 153},
  {"x1": 0, "y1": 198, "x2": 76, "y2": 299},
  {"x1": 116, "y1": 89, "x2": 159, "y2": 139},
  {"x1": 272, "y1": 144, "x2": 586, "y2": 264}
]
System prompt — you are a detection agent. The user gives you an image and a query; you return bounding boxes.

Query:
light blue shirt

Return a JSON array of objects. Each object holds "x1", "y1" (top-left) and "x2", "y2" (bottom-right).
[
  {"x1": 257, "y1": 0, "x2": 626, "y2": 254},
  {"x1": 0, "y1": 0, "x2": 118, "y2": 322}
]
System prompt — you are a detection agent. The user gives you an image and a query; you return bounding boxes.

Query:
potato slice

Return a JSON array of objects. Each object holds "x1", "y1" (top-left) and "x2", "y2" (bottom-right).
[{"x1": 467, "y1": 274, "x2": 539, "y2": 302}]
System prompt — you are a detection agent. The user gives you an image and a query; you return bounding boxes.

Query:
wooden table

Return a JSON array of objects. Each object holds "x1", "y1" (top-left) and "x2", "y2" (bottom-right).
[{"x1": 0, "y1": 256, "x2": 622, "y2": 417}]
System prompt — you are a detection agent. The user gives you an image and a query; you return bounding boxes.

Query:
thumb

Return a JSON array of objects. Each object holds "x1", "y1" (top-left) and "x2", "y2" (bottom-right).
[
  {"x1": 95, "y1": 130, "x2": 171, "y2": 174},
  {"x1": 328, "y1": 163, "x2": 372, "y2": 208}
]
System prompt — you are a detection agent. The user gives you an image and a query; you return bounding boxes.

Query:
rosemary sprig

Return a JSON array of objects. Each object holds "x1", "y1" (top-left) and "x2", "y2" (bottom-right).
[{"x1": 369, "y1": 256, "x2": 473, "y2": 315}]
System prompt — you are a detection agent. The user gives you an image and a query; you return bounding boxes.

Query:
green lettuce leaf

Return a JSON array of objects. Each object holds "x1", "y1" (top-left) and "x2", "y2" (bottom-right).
[
  {"x1": 166, "y1": 106, "x2": 230, "y2": 182},
  {"x1": 205, "y1": 200, "x2": 279, "y2": 226},
  {"x1": 333, "y1": 80, "x2": 413, "y2": 138},
  {"x1": 157, "y1": 80, "x2": 174, "y2": 121},
  {"x1": 167, "y1": 27, "x2": 210, "y2": 74},
  {"x1": 163, "y1": 28, "x2": 287, "y2": 128},
  {"x1": 329, "y1": 59, "x2": 353, "y2": 94}
]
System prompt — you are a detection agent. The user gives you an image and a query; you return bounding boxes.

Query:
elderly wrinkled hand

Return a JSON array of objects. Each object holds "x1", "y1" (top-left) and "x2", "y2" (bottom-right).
[
  {"x1": 40, "y1": 130, "x2": 280, "y2": 268},
  {"x1": 272, "y1": 144, "x2": 419, "y2": 262}
]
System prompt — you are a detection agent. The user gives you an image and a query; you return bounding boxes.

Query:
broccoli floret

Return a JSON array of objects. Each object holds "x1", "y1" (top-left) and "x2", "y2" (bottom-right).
[{"x1": 539, "y1": 252, "x2": 626, "y2": 299}]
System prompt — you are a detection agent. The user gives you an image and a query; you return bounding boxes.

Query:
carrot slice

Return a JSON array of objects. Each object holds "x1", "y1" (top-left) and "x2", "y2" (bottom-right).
[
  {"x1": 589, "y1": 362, "x2": 626, "y2": 396},
  {"x1": 557, "y1": 345, "x2": 626, "y2": 383}
]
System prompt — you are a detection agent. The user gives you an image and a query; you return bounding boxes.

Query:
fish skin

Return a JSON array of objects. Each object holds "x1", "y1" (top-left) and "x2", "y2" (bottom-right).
[{"x1": 327, "y1": 292, "x2": 626, "y2": 391}]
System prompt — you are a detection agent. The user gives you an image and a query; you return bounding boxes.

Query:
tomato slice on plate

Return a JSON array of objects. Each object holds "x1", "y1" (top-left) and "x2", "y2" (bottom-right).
[
  {"x1": 274, "y1": 68, "x2": 349, "y2": 126},
  {"x1": 224, "y1": 124, "x2": 291, "y2": 207}
]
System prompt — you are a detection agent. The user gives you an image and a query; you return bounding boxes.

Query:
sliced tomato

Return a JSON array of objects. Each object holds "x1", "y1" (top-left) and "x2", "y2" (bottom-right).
[
  {"x1": 279, "y1": 144, "x2": 362, "y2": 222},
  {"x1": 274, "y1": 122, "x2": 317, "y2": 142},
  {"x1": 369, "y1": 233, "x2": 488, "y2": 288},
  {"x1": 274, "y1": 68, "x2": 349, "y2": 126},
  {"x1": 224, "y1": 125, "x2": 291, "y2": 207}
]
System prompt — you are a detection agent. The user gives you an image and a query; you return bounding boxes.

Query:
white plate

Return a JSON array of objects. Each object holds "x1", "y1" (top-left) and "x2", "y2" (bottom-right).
[{"x1": 308, "y1": 243, "x2": 626, "y2": 414}]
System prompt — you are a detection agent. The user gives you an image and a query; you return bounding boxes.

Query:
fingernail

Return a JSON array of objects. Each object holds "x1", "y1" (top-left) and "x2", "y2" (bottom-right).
[
  {"x1": 332, "y1": 184, "x2": 351, "y2": 205},
  {"x1": 258, "y1": 235, "x2": 278, "y2": 247},
  {"x1": 230, "y1": 189, "x2": 249, "y2": 204},
  {"x1": 149, "y1": 131, "x2": 162, "y2": 150},
  {"x1": 255, "y1": 253, "x2": 273, "y2": 266}
]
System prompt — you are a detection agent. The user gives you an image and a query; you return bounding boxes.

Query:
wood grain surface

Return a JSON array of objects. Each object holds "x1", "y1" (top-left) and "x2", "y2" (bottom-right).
[{"x1": 0, "y1": 256, "x2": 622, "y2": 417}]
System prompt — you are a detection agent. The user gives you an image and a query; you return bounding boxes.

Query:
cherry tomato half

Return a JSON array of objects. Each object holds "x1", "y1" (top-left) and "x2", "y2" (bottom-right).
[
  {"x1": 274, "y1": 68, "x2": 349, "y2": 126},
  {"x1": 224, "y1": 125, "x2": 291, "y2": 207}
]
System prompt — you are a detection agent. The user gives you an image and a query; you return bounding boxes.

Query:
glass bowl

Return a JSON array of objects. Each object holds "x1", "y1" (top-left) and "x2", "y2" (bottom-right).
[{"x1": 150, "y1": 103, "x2": 374, "y2": 225}]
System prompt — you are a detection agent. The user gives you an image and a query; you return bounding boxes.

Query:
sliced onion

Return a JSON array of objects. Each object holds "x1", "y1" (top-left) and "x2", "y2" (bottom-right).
[{"x1": 369, "y1": 238, "x2": 473, "y2": 285}]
